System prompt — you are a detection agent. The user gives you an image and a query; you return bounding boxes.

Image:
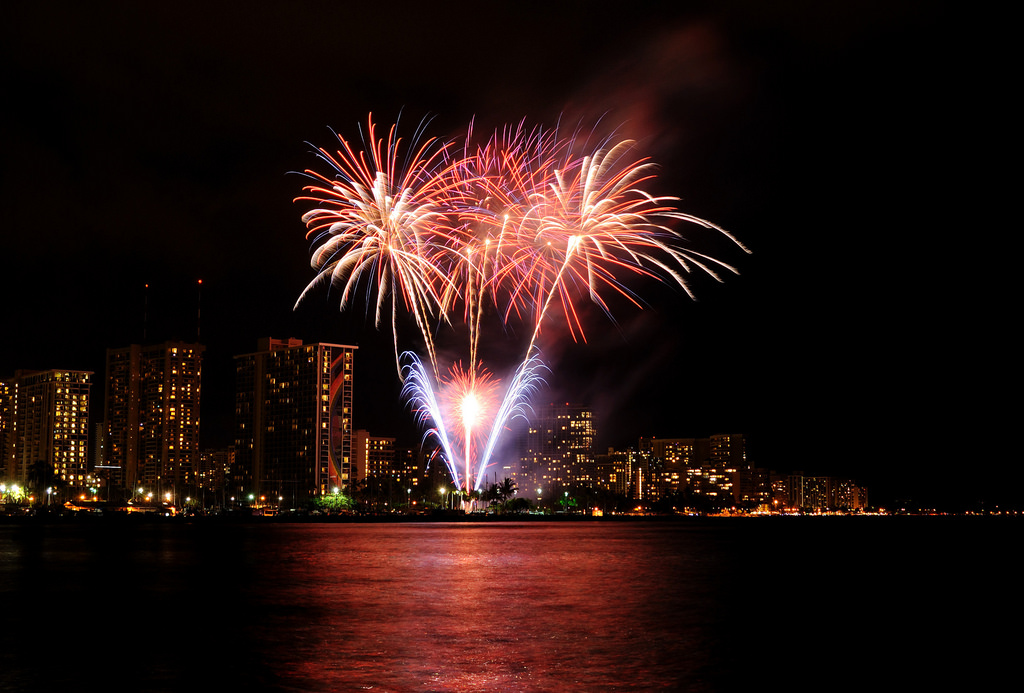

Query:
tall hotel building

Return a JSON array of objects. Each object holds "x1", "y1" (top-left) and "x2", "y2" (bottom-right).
[
  {"x1": 639, "y1": 434, "x2": 757, "y2": 503},
  {"x1": 518, "y1": 402, "x2": 596, "y2": 496},
  {"x1": 234, "y1": 338, "x2": 355, "y2": 503},
  {"x1": 0, "y1": 369, "x2": 92, "y2": 489},
  {"x1": 102, "y1": 342, "x2": 204, "y2": 498},
  {"x1": 355, "y1": 429, "x2": 397, "y2": 481}
]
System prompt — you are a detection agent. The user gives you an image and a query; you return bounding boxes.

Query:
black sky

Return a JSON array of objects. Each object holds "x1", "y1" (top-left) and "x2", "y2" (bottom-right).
[{"x1": 2, "y1": 1, "x2": 1002, "y2": 508}]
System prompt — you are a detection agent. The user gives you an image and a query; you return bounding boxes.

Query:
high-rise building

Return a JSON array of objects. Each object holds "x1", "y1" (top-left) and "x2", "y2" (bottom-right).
[
  {"x1": 355, "y1": 430, "x2": 425, "y2": 511},
  {"x1": 646, "y1": 437, "x2": 697, "y2": 498},
  {"x1": 355, "y1": 429, "x2": 397, "y2": 481},
  {"x1": 739, "y1": 466, "x2": 771, "y2": 506},
  {"x1": 0, "y1": 378, "x2": 14, "y2": 480},
  {"x1": 710, "y1": 433, "x2": 747, "y2": 503},
  {"x1": 518, "y1": 402, "x2": 596, "y2": 497},
  {"x1": 643, "y1": 434, "x2": 758, "y2": 505},
  {"x1": 102, "y1": 342, "x2": 204, "y2": 500},
  {"x1": 394, "y1": 446, "x2": 424, "y2": 489},
  {"x1": 0, "y1": 369, "x2": 92, "y2": 491},
  {"x1": 195, "y1": 447, "x2": 235, "y2": 505},
  {"x1": 234, "y1": 338, "x2": 355, "y2": 503},
  {"x1": 832, "y1": 478, "x2": 868, "y2": 511},
  {"x1": 769, "y1": 473, "x2": 869, "y2": 512},
  {"x1": 801, "y1": 476, "x2": 831, "y2": 510},
  {"x1": 677, "y1": 434, "x2": 744, "y2": 503},
  {"x1": 594, "y1": 446, "x2": 651, "y2": 499}
]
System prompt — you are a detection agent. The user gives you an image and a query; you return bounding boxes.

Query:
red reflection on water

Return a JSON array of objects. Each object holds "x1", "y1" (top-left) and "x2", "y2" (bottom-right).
[{"x1": 245, "y1": 523, "x2": 715, "y2": 692}]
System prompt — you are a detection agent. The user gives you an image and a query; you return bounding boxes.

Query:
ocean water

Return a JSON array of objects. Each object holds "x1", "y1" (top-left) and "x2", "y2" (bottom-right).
[{"x1": 0, "y1": 517, "x2": 1015, "y2": 691}]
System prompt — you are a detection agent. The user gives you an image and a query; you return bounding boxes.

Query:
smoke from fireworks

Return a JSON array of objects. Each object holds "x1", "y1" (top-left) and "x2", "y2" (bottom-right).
[{"x1": 297, "y1": 114, "x2": 747, "y2": 496}]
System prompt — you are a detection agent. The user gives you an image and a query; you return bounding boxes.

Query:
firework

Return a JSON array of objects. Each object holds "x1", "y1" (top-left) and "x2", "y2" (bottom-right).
[
  {"x1": 434, "y1": 120, "x2": 566, "y2": 368},
  {"x1": 298, "y1": 115, "x2": 747, "y2": 497},
  {"x1": 400, "y1": 351, "x2": 547, "y2": 494},
  {"x1": 441, "y1": 361, "x2": 498, "y2": 497},
  {"x1": 505, "y1": 138, "x2": 746, "y2": 354},
  {"x1": 474, "y1": 352, "x2": 548, "y2": 490},
  {"x1": 400, "y1": 352, "x2": 462, "y2": 490},
  {"x1": 295, "y1": 114, "x2": 462, "y2": 373}
]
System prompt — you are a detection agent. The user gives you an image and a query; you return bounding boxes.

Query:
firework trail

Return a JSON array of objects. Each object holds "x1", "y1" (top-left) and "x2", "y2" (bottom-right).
[
  {"x1": 399, "y1": 351, "x2": 547, "y2": 493},
  {"x1": 298, "y1": 115, "x2": 747, "y2": 495},
  {"x1": 441, "y1": 361, "x2": 499, "y2": 499},
  {"x1": 400, "y1": 352, "x2": 462, "y2": 490},
  {"x1": 437, "y1": 119, "x2": 566, "y2": 369},
  {"x1": 295, "y1": 114, "x2": 463, "y2": 375},
  {"x1": 475, "y1": 352, "x2": 548, "y2": 490},
  {"x1": 510, "y1": 137, "x2": 746, "y2": 357}
]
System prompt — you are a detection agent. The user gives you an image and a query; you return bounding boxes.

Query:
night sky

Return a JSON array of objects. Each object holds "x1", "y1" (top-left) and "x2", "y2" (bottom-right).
[{"x1": 2, "y1": 2, "x2": 1001, "y2": 508}]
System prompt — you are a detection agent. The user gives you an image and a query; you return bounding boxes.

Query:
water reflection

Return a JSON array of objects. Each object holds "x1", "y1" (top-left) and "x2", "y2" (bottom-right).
[
  {"x1": 5, "y1": 518, "x2": 1002, "y2": 692},
  {"x1": 239, "y1": 523, "x2": 723, "y2": 691}
]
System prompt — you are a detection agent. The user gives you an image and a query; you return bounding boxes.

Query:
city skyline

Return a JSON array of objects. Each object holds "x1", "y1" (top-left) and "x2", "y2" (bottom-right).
[
  {"x1": 3, "y1": 339, "x2": 879, "y2": 514},
  {"x1": 0, "y1": 332, "x2": 938, "y2": 512},
  {"x1": 1, "y1": 2, "x2": 1001, "y2": 509}
]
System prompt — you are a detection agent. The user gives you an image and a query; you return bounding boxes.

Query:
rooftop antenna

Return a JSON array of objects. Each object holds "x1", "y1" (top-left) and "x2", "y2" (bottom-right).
[
  {"x1": 197, "y1": 279, "x2": 203, "y2": 343},
  {"x1": 143, "y1": 283, "x2": 149, "y2": 342}
]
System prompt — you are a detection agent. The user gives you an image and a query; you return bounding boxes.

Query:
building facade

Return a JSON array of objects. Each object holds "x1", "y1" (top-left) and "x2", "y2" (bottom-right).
[
  {"x1": 102, "y1": 342, "x2": 204, "y2": 500},
  {"x1": 771, "y1": 473, "x2": 869, "y2": 512},
  {"x1": 355, "y1": 429, "x2": 397, "y2": 481},
  {"x1": 0, "y1": 369, "x2": 92, "y2": 492},
  {"x1": 645, "y1": 437, "x2": 700, "y2": 499},
  {"x1": 518, "y1": 402, "x2": 596, "y2": 498},
  {"x1": 594, "y1": 447, "x2": 652, "y2": 500},
  {"x1": 196, "y1": 447, "x2": 235, "y2": 503},
  {"x1": 234, "y1": 338, "x2": 355, "y2": 504}
]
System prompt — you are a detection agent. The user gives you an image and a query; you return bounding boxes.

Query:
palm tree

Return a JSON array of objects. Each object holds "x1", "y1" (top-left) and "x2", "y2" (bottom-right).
[
  {"x1": 487, "y1": 477, "x2": 518, "y2": 514},
  {"x1": 483, "y1": 482, "x2": 501, "y2": 511},
  {"x1": 497, "y1": 477, "x2": 517, "y2": 504}
]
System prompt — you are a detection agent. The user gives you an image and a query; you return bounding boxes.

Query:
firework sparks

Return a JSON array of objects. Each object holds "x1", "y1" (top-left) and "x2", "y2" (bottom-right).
[
  {"x1": 442, "y1": 361, "x2": 499, "y2": 495},
  {"x1": 298, "y1": 115, "x2": 747, "y2": 496},
  {"x1": 400, "y1": 352, "x2": 461, "y2": 490},
  {"x1": 475, "y1": 352, "x2": 548, "y2": 490},
  {"x1": 400, "y1": 352, "x2": 547, "y2": 494},
  {"x1": 510, "y1": 138, "x2": 746, "y2": 354},
  {"x1": 294, "y1": 114, "x2": 462, "y2": 374}
]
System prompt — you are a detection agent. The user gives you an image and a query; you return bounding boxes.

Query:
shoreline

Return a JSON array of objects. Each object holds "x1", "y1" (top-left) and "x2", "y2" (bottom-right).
[{"x1": 1, "y1": 509, "x2": 1013, "y2": 525}]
